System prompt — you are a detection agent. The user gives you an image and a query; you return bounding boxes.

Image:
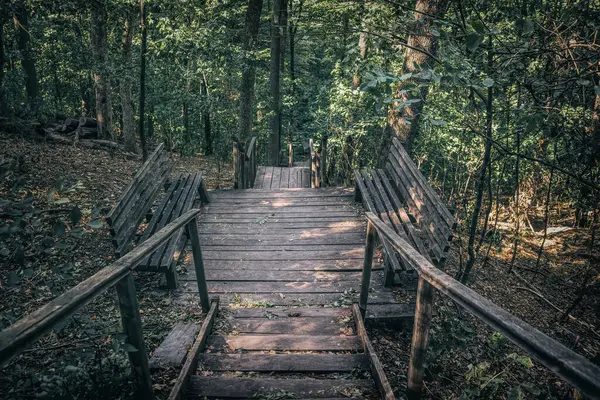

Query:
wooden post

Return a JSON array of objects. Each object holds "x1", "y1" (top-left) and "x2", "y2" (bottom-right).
[
  {"x1": 407, "y1": 276, "x2": 435, "y2": 399},
  {"x1": 315, "y1": 153, "x2": 320, "y2": 188},
  {"x1": 288, "y1": 141, "x2": 293, "y2": 166},
  {"x1": 233, "y1": 141, "x2": 240, "y2": 189},
  {"x1": 242, "y1": 150, "x2": 248, "y2": 189},
  {"x1": 309, "y1": 138, "x2": 316, "y2": 188},
  {"x1": 320, "y1": 136, "x2": 327, "y2": 187},
  {"x1": 186, "y1": 217, "x2": 210, "y2": 313},
  {"x1": 115, "y1": 273, "x2": 154, "y2": 399},
  {"x1": 359, "y1": 221, "x2": 376, "y2": 317}
]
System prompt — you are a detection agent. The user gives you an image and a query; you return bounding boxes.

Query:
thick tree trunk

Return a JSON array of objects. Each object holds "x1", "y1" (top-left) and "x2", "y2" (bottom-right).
[
  {"x1": 0, "y1": 17, "x2": 6, "y2": 116},
  {"x1": 14, "y1": 2, "x2": 39, "y2": 113},
  {"x1": 388, "y1": 0, "x2": 448, "y2": 146},
  {"x1": 138, "y1": 0, "x2": 149, "y2": 160},
  {"x1": 121, "y1": 10, "x2": 137, "y2": 153},
  {"x1": 238, "y1": 0, "x2": 263, "y2": 144},
  {"x1": 91, "y1": 0, "x2": 112, "y2": 140},
  {"x1": 269, "y1": 0, "x2": 285, "y2": 166}
]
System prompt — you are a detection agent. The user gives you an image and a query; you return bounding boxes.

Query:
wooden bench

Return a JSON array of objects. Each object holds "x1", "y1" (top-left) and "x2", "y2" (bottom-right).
[
  {"x1": 354, "y1": 138, "x2": 456, "y2": 285},
  {"x1": 105, "y1": 144, "x2": 210, "y2": 288}
]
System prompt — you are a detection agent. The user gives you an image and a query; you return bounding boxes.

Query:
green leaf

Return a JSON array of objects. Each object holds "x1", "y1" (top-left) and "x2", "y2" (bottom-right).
[
  {"x1": 46, "y1": 188, "x2": 56, "y2": 205},
  {"x1": 466, "y1": 33, "x2": 483, "y2": 51},
  {"x1": 482, "y1": 78, "x2": 494, "y2": 87},
  {"x1": 520, "y1": 383, "x2": 541, "y2": 395},
  {"x1": 70, "y1": 206, "x2": 82, "y2": 225},
  {"x1": 53, "y1": 220, "x2": 67, "y2": 237},
  {"x1": 86, "y1": 219, "x2": 104, "y2": 229},
  {"x1": 55, "y1": 197, "x2": 70, "y2": 205},
  {"x1": 508, "y1": 353, "x2": 534, "y2": 368}
]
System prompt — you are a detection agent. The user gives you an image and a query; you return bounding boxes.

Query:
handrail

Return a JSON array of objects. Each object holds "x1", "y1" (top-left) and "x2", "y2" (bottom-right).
[
  {"x1": 361, "y1": 212, "x2": 600, "y2": 399},
  {"x1": 309, "y1": 136, "x2": 327, "y2": 188},
  {"x1": 234, "y1": 137, "x2": 258, "y2": 189},
  {"x1": 0, "y1": 208, "x2": 211, "y2": 398}
]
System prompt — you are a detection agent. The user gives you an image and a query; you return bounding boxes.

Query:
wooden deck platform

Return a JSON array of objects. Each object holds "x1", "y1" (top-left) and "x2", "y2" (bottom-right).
[
  {"x1": 169, "y1": 187, "x2": 408, "y2": 398},
  {"x1": 253, "y1": 166, "x2": 311, "y2": 189}
]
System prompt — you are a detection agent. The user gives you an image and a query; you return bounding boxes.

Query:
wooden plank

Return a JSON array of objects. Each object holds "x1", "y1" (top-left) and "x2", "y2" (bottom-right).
[
  {"x1": 181, "y1": 291, "x2": 397, "y2": 307},
  {"x1": 186, "y1": 377, "x2": 375, "y2": 399},
  {"x1": 302, "y1": 168, "x2": 310, "y2": 187},
  {"x1": 262, "y1": 167, "x2": 274, "y2": 189},
  {"x1": 198, "y1": 353, "x2": 369, "y2": 372},
  {"x1": 365, "y1": 303, "x2": 415, "y2": 321},
  {"x1": 199, "y1": 232, "x2": 365, "y2": 244},
  {"x1": 253, "y1": 166, "x2": 266, "y2": 189},
  {"x1": 202, "y1": 244, "x2": 362, "y2": 252},
  {"x1": 206, "y1": 198, "x2": 355, "y2": 206},
  {"x1": 206, "y1": 334, "x2": 363, "y2": 351},
  {"x1": 353, "y1": 304, "x2": 395, "y2": 400},
  {"x1": 289, "y1": 167, "x2": 300, "y2": 188},
  {"x1": 271, "y1": 167, "x2": 282, "y2": 189},
  {"x1": 200, "y1": 212, "x2": 360, "y2": 219},
  {"x1": 228, "y1": 307, "x2": 352, "y2": 319},
  {"x1": 202, "y1": 205, "x2": 360, "y2": 214},
  {"x1": 149, "y1": 322, "x2": 201, "y2": 370},
  {"x1": 280, "y1": 167, "x2": 290, "y2": 188},
  {"x1": 167, "y1": 299, "x2": 219, "y2": 400},
  {"x1": 199, "y1": 280, "x2": 382, "y2": 294},
  {"x1": 185, "y1": 269, "x2": 367, "y2": 282},
  {"x1": 209, "y1": 187, "x2": 353, "y2": 198},
  {"x1": 198, "y1": 259, "x2": 382, "y2": 271},
  {"x1": 200, "y1": 249, "x2": 365, "y2": 260},
  {"x1": 230, "y1": 318, "x2": 352, "y2": 335}
]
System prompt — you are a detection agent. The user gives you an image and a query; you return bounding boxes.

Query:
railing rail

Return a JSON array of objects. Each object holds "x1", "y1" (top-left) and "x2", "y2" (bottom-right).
[
  {"x1": 309, "y1": 136, "x2": 327, "y2": 187},
  {"x1": 233, "y1": 136, "x2": 258, "y2": 189},
  {"x1": 360, "y1": 211, "x2": 600, "y2": 400},
  {"x1": 0, "y1": 209, "x2": 211, "y2": 399}
]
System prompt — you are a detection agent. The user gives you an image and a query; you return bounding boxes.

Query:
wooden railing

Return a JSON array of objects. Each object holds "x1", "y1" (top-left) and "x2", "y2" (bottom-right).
[
  {"x1": 233, "y1": 136, "x2": 258, "y2": 189},
  {"x1": 309, "y1": 136, "x2": 327, "y2": 187},
  {"x1": 0, "y1": 209, "x2": 211, "y2": 399},
  {"x1": 360, "y1": 212, "x2": 600, "y2": 400}
]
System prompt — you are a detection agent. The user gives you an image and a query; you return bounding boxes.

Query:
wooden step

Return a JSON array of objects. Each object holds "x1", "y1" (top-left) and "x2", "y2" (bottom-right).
[
  {"x1": 228, "y1": 307, "x2": 352, "y2": 319},
  {"x1": 198, "y1": 353, "x2": 369, "y2": 372},
  {"x1": 206, "y1": 334, "x2": 363, "y2": 351},
  {"x1": 197, "y1": 259, "x2": 380, "y2": 271},
  {"x1": 149, "y1": 322, "x2": 200, "y2": 370},
  {"x1": 186, "y1": 376, "x2": 376, "y2": 398},
  {"x1": 185, "y1": 269, "x2": 368, "y2": 282},
  {"x1": 228, "y1": 317, "x2": 353, "y2": 335}
]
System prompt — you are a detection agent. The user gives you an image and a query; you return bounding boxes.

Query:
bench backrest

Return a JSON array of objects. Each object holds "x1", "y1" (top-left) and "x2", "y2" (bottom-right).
[
  {"x1": 105, "y1": 144, "x2": 171, "y2": 256},
  {"x1": 385, "y1": 138, "x2": 456, "y2": 264}
]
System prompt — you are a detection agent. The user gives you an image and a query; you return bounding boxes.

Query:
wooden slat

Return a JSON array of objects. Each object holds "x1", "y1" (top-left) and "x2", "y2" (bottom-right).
[
  {"x1": 203, "y1": 244, "x2": 361, "y2": 252},
  {"x1": 228, "y1": 307, "x2": 352, "y2": 318},
  {"x1": 253, "y1": 166, "x2": 266, "y2": 189},
  {"x1": 185, "y1": 269, "x2": 367, "y2": 282},
  {"x1": 289, "y1": 167, "x2": 300, "y2": 188},
  {"x1": 206, "y1": 334, "x2": 363, "y2": 351},
  {"x1": 207, "y1": 197, "x2": 355, "y2": 205},
  {"x1": 198, "y1": 353, "x2": 369, "y2": 372},
  {"x1": 189, "y1": 292, "x2": 397, "y2": 307},
  {"x1": 353, "y1": 304, "x2": 395, "y2": 400},
  {"x1": 271, "y1": 167, "x2": 282, "y2": 189},
  {"x1": 301, "y1": 168, "x2": 310, "y2": 187},
  {"x1": 202, "y1": 205, "x2": 359, "y2": 214},
  {"x1": 200, "y1": 249, "x2": 364, "y2": 260},
  {"x1": 186, "y1": 377, "x2": 375, "y2": 399},
  {"x1": 198, "y1": 259, "x2": 382, "y2": 271},
  {"x1": 199, "y1": 280, "x2": 382, "y2": 294},
  {"x1": 229, "y1": 318, "x2": 352, "y2": 335},
  {"x1": 167, "y1": 299, "x2": 219, "y2": 400},
  {"x1": 366, "y1": 303, "x2": 415, "y2": 320},
  {"x1": 280, "y1": 167, "x2": 290, "y2": 188},
  {"x1": 209, "y1": 187, "x2": 354, "y2": 198},
  {"x1": 149, "y1": 322, "x2": 200, "y2": 370},
  {"x1": 262, "y1": 167, "x2": 274, "y2": 189},
  {"x1": 199, "y1": 232, "x2": 364, "y2": 244}
]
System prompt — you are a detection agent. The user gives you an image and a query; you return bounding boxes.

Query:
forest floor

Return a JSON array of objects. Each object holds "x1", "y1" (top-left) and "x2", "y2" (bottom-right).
[{"x1": 1, "y1": 131, "x2": 598, "y2": 399}]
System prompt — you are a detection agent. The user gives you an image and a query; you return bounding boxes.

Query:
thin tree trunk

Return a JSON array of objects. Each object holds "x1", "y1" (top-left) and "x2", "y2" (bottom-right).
[
  {"x1": 509, "y1": 130, "x2": 521, "y2": 269},
  {"x1": 387, "y1": 0, "x2": 448, "y2": 147},
  {"x1": 202, "y1": 74, "x2": 212, "y2": 155},
  {"x1": 91, "y1": 0, "x2": 112, "y2": 140},
  {"x1": 0, "y1": 16, "x2": 6, "y2": 116},
  {"x1": 461, "y1": 38, "x2": 493, "y2": 284},
  {"x1": 14, "y1": 1, "x2": 39, "y2": 113},
  {"x1": 121, "y1": 10, "x2": 137, "y2": 153},
  {"x1": 269, "y1": 0, "x2": 285, "y2": 166},
  {"x1": 138, "y1": 0, "x2": 149, "y2": 160},
  {"x1": 535, "y1": 168, "x2": 553, "y2": 272},
  {"x1": 477, "y1": 165, "x2": 493, "y2": 250},
  {"x1": 238, "y1": 0, "x2": 263, "y2": 144}
]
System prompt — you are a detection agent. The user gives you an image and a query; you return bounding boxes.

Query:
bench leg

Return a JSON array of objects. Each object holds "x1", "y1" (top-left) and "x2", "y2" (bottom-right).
[{"x1": 165, "y1": 268, "x2": 179, "y2": 290}]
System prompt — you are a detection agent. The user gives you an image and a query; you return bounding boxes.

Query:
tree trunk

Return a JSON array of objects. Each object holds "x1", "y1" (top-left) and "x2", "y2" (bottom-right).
[
  {"x1": 238, "y1": 0, "x2": 263, "y2": 144},
  {"x1": 14, "y1": 1, "x2": 40, "y2": 113},
  {"x1": 91, "y1": 0, "x2": 112, "y2": 140},
  {"x1": 202, "y1": 74, "x2": 212, "y2": 155},
  {"x1": 387, "y1": 0, "x2": 448, "y2": 147},
  {"x1": 121, "y1": 10, "x2": 137, "y2": 153},
  {"x1": 138, "y1": 0, "x2": 149, "y2": 160},
  {"x1": 352, "y1": 32, "x2": 368, "y2": 89},
  {"x1": 0, "y1": 16, "x2": 6, "y2": 116},
  {"x1": 269, "y1": 0, "x2": 285, "y2": 166}
]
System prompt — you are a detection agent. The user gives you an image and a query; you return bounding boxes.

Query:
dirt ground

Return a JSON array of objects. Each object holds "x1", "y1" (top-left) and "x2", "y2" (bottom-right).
[{"x1": 1, "y1": 132, "x2": 598, "y2": 399}]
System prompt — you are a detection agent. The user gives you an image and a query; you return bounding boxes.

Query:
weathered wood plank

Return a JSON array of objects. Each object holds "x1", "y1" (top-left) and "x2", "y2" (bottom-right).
[
  {"x1": 209, "y1": 187, "x2": 353, "y2": 198},
  {"x1": 184, "y1": 269, "x2": 368, "y2": 282},
  {"x1": 200, "y1": 248, "x2": 364, "y2": 260},
  {"x1": 353, "y1": 304, "x2": 395, "y2": 400},
  {"x1": 253, "y1": 166, "x2": 266, "y2": 189},
  {"x1": 288, "y1": 167, "x2": 300, "y2": 188},
  {"x1": 205, "y1": 197, "x2": 355, "y2": 206},
  {"x1": 302, "y1": 168, "x2": 310, "y2": 187},
  {"x1": 167, "y1": 299, "x2": 219, "y2": 400},
  {"x1": 206, "y1": 334, "x2": 363, "y2": 351},
  {"x1": 227, "y1": 307, "x2": 353, "y2": 319},
  {"x1": 202, "y1": 244, "x2": 362, "y2": 252},
  {"x1": 202, "y1": 205, "x2": 361, "y2": 214},
  {"x1": 230, "y1": 318, "x2": 352, "y2": 335},
  {"x1": 198, "y1": 259, "x2": 382, "y2": 271},
  {"x1": 198, "y1": 353, "x2": 369, "y2": 372},
  {"x1": 149, "y1": 322, "x2": 201, "y2": 370},
  {"x1": 271, "y1": 167, "x2": 282, "y2": 189},
  {"x1": 280, "y1": 167, "x2": 290, "y2": 188},
  {"x1": 186, "y1": 377, "x2": 375, "y2": 399},
  {"x1": 262, "y1": 167, "x2": 274, "y2": 189},
  {"x1": 199, "y1": 280, "x2": 382, "y2": 294},
  {"x1": 198, "y1": 232, "x2": 365, "y2": 245}
]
